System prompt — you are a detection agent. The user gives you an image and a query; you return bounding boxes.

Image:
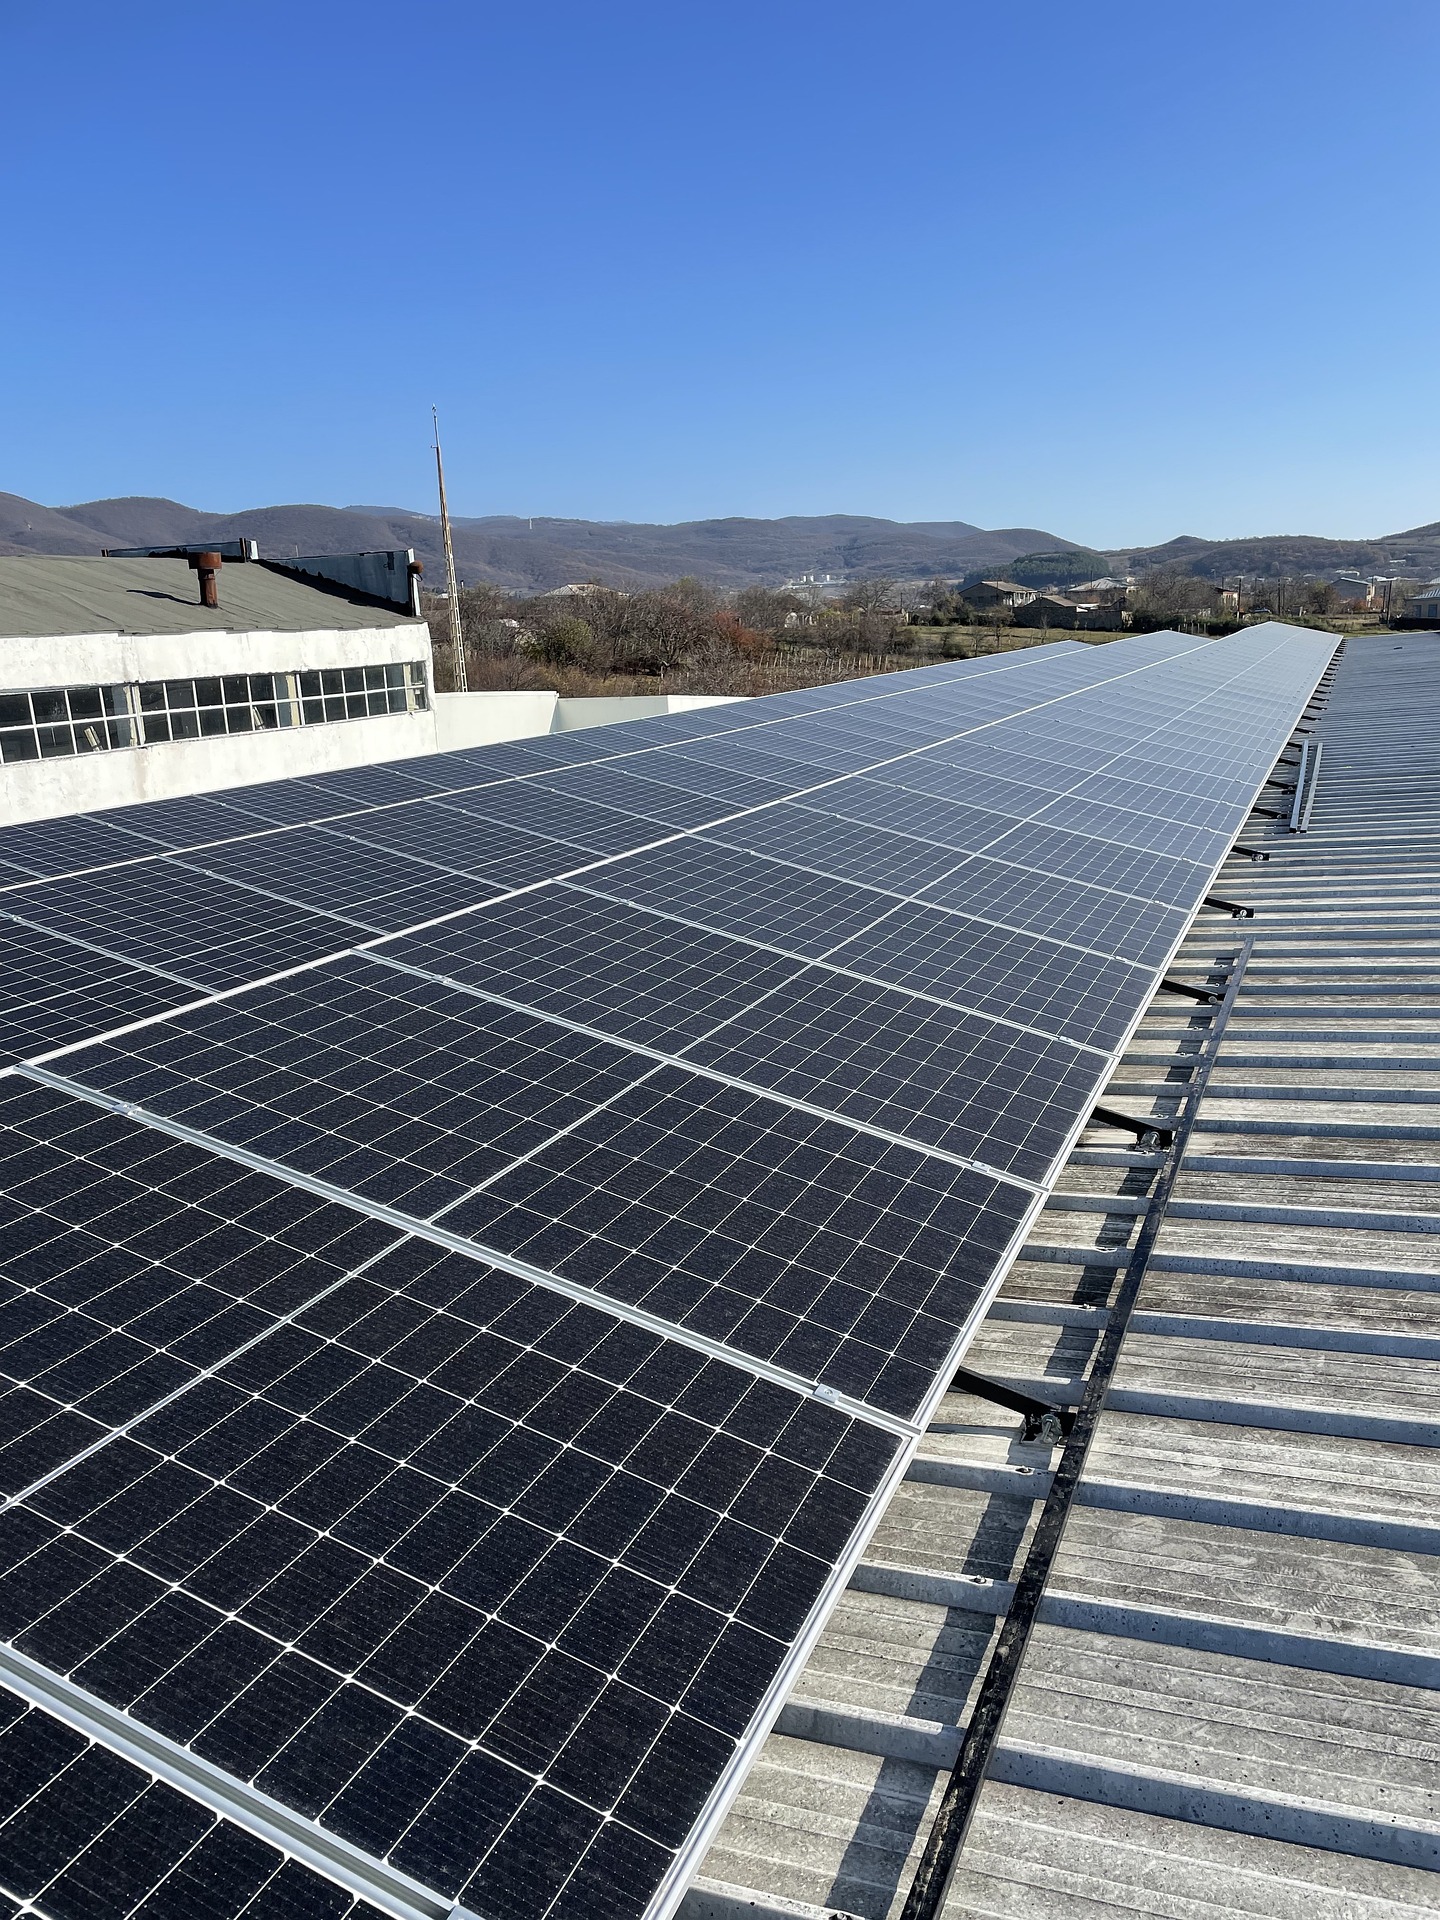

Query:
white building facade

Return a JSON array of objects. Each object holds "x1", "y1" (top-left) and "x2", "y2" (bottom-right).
[{"x1": 0, "y1": 554, "x2": 439, "y2": 824}]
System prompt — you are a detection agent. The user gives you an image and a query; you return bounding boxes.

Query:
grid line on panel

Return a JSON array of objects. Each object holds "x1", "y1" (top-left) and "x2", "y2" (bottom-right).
[
  {"x1": 32, "y1": 955, "x2": 1040, "y2": 1424},
  {"x1": 0, "y1": 911, "x2": 206, "y2": 995},
  {"x1": 563, "y1": 878, "x2": 1112, "y2": 1060},
  {"x1": 684, "y1": 822, "x2": 1164, "y2": 970},
  {"x1": 365, "y1": 951, "x2": 1047, "y2": 1195},
  {"x1": 13, "y1": 1063, "x2": 919, "y2": 1440},
  {"x1": 0, "y1": 1235, "x2": 409, "y2": 1535},
  {"x1": 0, "y1": 1077, "x2": 405, "y2": 1503}
]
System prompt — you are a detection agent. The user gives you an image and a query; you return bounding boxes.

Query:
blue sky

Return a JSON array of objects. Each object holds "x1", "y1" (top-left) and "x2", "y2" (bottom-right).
[{"x1": 4, "y1": 0, "x2": 1436, "y2": 545}]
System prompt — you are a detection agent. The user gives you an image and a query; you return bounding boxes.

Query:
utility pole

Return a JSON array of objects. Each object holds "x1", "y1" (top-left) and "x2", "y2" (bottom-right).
[{"x1": 432, "y1": 407, "x2": 467, "y2": 692}]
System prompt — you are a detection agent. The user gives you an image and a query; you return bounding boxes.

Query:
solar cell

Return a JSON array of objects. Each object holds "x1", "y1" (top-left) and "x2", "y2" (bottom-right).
[
  {"x1": 822, "y1": 900, "x2": 1147, "y2": 1052},
  {"x1": 388, "y1": 891, "x2": 807, "y2": 1052},
  {"x1": 173, "y1": 832, "x2": 497, "y2": 931},
  {"x1": 697, "y1": 805, "x2": 969, "y2": 899},
  {"x1": 910, "y1": 855, "x2": 1186, "y2": 968},
  {"x1": 678, "y1": 969, "x2": 1097, "y2": 1181},
  {"x1": 978, "y1": 818, "x2": 1213, "y2": 908},
  {"x1": 577, "y1": 840, "x2": 895, "y2": 956},
  {"x1": 431, "y1": 785, "x2": 660, "y2": 860},
  {"x1": 0, "y1": 817, "x2": 161, "y2": 883},
  {"x1": 317, "y1": 804, "x2": 593, "y2": 891},
  {"x1": 0, "y1": 1076, "x2": 400, "y2": 1492},
  {"x1": 89, "y1": 794, "x2": 284, "y2": 852}
]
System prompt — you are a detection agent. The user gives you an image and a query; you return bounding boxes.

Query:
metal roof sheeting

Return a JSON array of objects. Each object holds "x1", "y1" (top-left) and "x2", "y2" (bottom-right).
[{"x1": 0, "y1": 555, "x2": 419, "y2": 639}]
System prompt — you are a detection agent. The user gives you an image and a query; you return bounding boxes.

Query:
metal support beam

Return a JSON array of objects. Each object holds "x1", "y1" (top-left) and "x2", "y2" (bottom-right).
[
  {"x1": 1089, "y1": 1103, "x2": 1175, "y2": 1149},
  {"x1": 949, "y1": 1366, "x2": 1076, "y2": 1447},
  {"x1": 1203, "y1": 895, "x2": 1255, "y2": 918},
  {"x1": 1159, "y1": 976, "x2": 1222, "y2": 1003},
  {"x1": 1230, "y1": 845, "x2": 1270, "y2": 862},
  {"x1": 898, "y1": 937, "x2": 1255, "y2": 1920}
]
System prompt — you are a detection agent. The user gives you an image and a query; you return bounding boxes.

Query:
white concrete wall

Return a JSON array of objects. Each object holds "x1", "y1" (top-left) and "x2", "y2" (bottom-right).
[
  {"x1": 3, "y1": 621, "x2": 431, "y2": 689},
  {"x1": 1, "y1": 621, "x2": 440, "y2": 825},
  {"x1": 432, "y1": 691, "x2": 559, "y2": 750},
  {"x1": 554, "y1": 694, "x2": 740, "y2": 731},
  {"x1": 432, "y1": 690, "x2": 742, "y2": 751}
]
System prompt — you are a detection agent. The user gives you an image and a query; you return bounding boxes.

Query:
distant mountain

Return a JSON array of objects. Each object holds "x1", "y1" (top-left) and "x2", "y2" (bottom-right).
[
  {"x1": 1110, "y1": 525, "x2": 1440, "y2": 581},
  {"x1": 5, "y1": 491, "x2": 1439, "y2": 589},
  {"x1": 0, "y1": 494, "x2": 1081, "y2": 591}
]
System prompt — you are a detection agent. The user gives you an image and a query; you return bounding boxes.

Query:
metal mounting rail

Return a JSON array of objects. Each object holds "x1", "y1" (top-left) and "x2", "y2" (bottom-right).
[
  {"x1": 1296, "y1": 740, "x2": 1324, "y2": 834},
  {"x1": 1288, "y1": 740, "x2": 1311, "y2": 831},
  {"x1": 948, "y1": 1365, "x2": 1076, "y2": 1446},
  {"x1": 1230, "y1": 845, "x2": 1270, "y2": 862},
  {"x1": 898, "y1": 936, "x2": 1255, "y2": 1920}
]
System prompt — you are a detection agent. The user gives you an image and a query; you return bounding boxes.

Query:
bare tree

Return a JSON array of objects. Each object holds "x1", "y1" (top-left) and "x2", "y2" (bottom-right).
[{"x1": 841, "y1": 576, "x2": 900, "y2": 617}]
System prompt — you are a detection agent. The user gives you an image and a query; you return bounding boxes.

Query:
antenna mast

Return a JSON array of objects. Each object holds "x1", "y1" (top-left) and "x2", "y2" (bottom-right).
[{"x1": 432, "y1": 406, "x2": 467, "y2": 693}]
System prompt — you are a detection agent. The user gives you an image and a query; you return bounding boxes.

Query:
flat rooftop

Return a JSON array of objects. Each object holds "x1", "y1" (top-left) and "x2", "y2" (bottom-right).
[{"x1": 0, "y1": 554, "x2": 420, "y2": 638}]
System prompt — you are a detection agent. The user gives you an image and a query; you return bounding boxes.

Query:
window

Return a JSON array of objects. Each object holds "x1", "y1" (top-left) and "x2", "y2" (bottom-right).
[{"x1": 0, "y1": 661, "x2": 430, "y2": 764}]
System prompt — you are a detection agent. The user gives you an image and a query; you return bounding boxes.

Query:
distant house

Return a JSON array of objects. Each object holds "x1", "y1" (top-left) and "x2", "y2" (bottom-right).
[
  {"x1": 958, "y1": 579, "x2": 1038, "y2": 612},
  {"x1": 1333, "y1": 572, "x2": 1399, "y2": 611},
  {"x1": 1409, "y1": 581, "x2": 1440, "y2": 623},
  {"x1": 1013, "y1": 592, "x2": 1122, "y2": 631}
]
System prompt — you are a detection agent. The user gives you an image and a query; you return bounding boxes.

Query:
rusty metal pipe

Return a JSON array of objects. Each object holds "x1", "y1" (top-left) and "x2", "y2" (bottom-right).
[{"x1": 187, "y1": 551, "x2": 223, "y2": 608}]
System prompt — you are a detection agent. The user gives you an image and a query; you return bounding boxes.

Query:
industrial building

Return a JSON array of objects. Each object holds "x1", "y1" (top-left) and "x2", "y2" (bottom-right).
[{"x1": 0, "y1": 549, "x2": 436, "y2": 822}]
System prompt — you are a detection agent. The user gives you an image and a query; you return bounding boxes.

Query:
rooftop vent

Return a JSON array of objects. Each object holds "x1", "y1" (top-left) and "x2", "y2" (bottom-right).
[{"x1": 187, "y1": 551, "x2": 222, "y2": 609}]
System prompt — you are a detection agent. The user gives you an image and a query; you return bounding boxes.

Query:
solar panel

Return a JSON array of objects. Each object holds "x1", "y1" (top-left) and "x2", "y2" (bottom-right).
[
  {"x1": 0, "y1": 866, "x2": 358, "y2": 993},
  {"x1": 0, "y1": 625, "x2": 1338, "y2": 1920}
]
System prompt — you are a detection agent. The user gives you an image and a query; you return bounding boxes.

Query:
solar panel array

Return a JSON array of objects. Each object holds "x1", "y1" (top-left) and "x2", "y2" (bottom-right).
[{"x1": 0, "y1": 626, "x2": 1335, "y2": 1920}]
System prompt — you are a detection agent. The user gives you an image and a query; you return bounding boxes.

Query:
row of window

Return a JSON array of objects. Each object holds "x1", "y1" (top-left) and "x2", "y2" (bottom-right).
[{"x1": 0, "y1": 663, "x2": 430, "y2": 764}]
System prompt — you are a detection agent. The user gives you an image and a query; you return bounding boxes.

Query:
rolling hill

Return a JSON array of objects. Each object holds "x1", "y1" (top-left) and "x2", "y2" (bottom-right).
[
  {"x1": 0, "y1": 494, "x2": 1080, "y2": 591},
  {"x1": 4, "y1": 491, "x2": 1439, "y2": 590}
]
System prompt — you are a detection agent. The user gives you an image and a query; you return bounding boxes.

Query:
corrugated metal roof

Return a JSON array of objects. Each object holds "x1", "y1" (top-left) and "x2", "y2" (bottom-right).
[{"x1": 0, "y1": 555, "x2": 420, "y2": 638}]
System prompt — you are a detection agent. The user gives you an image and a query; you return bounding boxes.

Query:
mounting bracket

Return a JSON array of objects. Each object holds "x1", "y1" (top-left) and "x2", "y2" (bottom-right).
[
  {"x1": 1089, "y1": 1103, "x2": 1175, "y2": 1149},
  {"x1": 1203, "y1": 895, "x2": 1255, "y2": 918},
  {"x1": 1230, "y1": 845, "x2": 1270, "y2": 861},
  {"x1": 949, "y1": 1366, "x2": 1076, "y2": 1446},
  {"x1": 1159, "y1": 976, "x2": 1222, "y2": 1003}
]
